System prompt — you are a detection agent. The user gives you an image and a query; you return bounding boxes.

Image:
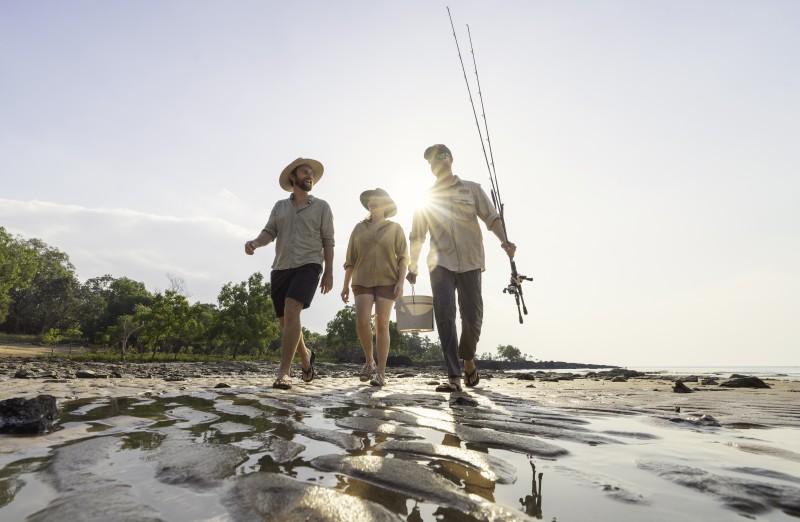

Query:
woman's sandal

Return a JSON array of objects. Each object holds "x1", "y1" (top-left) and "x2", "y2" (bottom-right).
[
  {"x1": 464, "y1": 368, "x2": 480, "y2": 388},
  {"x1": 369, "y1": 373, "x2": 386, "y2": 387},
  {"x1": 359, "y1": 362, "x2": 375, "y2": 382},
  {"x1": 272, "y1": 377, "x2": 292, "y2": 390},
  {"x1": 301, "y1": 350, "x2": 316, "y2": 383}
]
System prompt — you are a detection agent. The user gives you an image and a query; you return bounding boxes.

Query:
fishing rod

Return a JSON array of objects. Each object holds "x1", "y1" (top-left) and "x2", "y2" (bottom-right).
[{"x1": 446, "y1": 7, "x2": 532, "y2": 324}]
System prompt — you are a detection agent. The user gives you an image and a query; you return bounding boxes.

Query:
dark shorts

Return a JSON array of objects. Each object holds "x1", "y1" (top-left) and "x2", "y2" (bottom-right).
[
  {"x1": 352, "y1": 284, "x2": 396, "y2": 300},
  {"x1": 271, "y1": 263, "x2": 322, "y2": 317}
]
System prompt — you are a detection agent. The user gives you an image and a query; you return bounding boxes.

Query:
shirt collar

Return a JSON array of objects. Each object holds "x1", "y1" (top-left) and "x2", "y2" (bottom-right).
[
  {"x1": 289, "y1": 193, "x2": 316, "y2": 203},
  {"x1": 431, "y1": 175, "x2": 462, "y2": 191}
]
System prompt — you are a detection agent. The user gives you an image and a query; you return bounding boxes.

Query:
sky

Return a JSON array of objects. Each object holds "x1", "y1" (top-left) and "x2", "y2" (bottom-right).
[{"x1": 2, "y1": 1, "x2": 799, "y2": 367}]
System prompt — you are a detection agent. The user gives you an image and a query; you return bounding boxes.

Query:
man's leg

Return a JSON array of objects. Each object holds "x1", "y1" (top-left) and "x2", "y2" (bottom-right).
[
  {"x1": 277, "y1": 297, "x2": 305, "y2": 381},
  {"x1": 456, "y1": 270, "x2": 483, "y2": 379},
  {"x1": 430, "y1": 267, "x2": 461, "y2": 379}
]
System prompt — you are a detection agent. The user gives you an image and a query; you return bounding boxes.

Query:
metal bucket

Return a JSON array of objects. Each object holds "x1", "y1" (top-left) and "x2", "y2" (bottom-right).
[{"x1": 394, "y1": 294, "x2": 434, "y2": 332}]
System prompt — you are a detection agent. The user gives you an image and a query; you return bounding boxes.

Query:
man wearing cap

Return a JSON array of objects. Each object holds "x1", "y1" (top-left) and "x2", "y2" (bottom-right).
[
  {"x1": 245, "y1": 157, "x2": 334, "y2": 389},
  {"x1": 407, "y1": 144, "x2": 516, "y2": 392}
]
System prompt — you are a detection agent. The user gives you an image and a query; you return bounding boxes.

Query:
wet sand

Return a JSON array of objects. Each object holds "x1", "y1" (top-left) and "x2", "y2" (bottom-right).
[{"x1": 2, "y1": 356, "x2": 800, "y2": 521}]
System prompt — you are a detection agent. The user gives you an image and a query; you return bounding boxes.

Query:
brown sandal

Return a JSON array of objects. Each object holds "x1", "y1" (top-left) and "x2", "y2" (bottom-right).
[
  {"x1": 272, "y1": 377, "x2": 292, "y2": 390},
  {"x1": 435, "y1": 379, "x2": 462, "y2": 392}
]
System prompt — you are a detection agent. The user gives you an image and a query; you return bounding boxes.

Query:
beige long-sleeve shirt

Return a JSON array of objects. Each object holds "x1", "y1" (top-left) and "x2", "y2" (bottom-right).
[
  {"x1": 344, "y1": 219, "x2": 407, "y2": 287},
  {"x1": 409, "y1": 176, "x2": 501, "y2": 273},
  {"x1": 263, "y1": 194, "x2": 335, "y2": 270}
]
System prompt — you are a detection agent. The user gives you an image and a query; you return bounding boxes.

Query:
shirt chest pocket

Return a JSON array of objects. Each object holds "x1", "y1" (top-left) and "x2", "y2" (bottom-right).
[{"x1": 450, "y1": 194, "x2": 476, "y2": 221}]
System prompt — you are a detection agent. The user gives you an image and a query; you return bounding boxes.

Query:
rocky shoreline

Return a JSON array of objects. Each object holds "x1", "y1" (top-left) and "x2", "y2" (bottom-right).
[{"x1": 2, "y1": 355, "x2": 800, "y2": 520}]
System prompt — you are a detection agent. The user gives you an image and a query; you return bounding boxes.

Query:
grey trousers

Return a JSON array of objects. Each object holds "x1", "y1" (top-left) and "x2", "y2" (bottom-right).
[{"x1": 430, "y1": 267, "x2": 483, "y2": 378}]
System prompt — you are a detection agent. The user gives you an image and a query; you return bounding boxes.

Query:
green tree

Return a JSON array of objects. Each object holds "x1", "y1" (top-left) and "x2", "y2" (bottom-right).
[
  {"x1": 496, "y1": 344, "x2": 526, "y2": 362},
  {"x1": 135, "y1": 290, "x2": 193, "y2": 360},
  {"x1": 110, "y1": 309, "x2": 146, "y2": 362},
  {"x1": 215, "y1": 273, "x2": 280, "y2": 359},
  {"x1": 325, "y1": 305, "x2": 360, "y2": 362},
  {"x1": 78, "y1": 275, "x2": 152, "y2": 344},
  {"x1": 0, "y1": 227, "x2": 38, "y2": 324},
  {"x1": 2, "y1": 238, "x2": 81, "y2": 334}
]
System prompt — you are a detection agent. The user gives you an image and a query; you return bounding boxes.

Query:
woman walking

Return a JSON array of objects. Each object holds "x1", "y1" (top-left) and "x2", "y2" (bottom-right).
[{"x1": 341, "y1": 188, "x2": 408, "y2": 386}]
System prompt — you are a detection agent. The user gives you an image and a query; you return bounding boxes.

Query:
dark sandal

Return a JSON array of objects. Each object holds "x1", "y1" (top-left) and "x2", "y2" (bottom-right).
[
  {"x1": 464, "y1": 368, "x2": 480, "y2": 388},
  {"x1": 272, "y1": 377, "x2": 292, "y2": 390},
  {"x1": 301, "y1": 350, "x2": 316, "y2": 383}
]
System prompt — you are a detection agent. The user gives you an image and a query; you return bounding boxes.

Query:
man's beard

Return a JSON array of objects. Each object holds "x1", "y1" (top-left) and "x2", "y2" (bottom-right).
[{"x1": 298, "y1": 179, "x2": 313, "y2": 191}]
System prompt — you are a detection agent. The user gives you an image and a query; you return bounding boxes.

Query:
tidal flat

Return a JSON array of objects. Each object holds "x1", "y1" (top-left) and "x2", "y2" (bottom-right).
[{"x1": 2, "y1": 359, "x2": 800, "y2": 521}]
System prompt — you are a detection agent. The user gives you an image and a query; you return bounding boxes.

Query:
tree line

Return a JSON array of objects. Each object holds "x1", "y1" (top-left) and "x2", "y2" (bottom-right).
[{"x1": 1, "y1": 226, "x2": 457, "y2": 362}]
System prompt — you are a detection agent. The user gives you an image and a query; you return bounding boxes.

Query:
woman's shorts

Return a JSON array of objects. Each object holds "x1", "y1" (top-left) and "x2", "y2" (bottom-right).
[
  {"x1": 271, "y1": 263, "x2": 322, "y2": 317},
  {"x1": 352, "y1": 284, "x2": 395, "y2": 300}
]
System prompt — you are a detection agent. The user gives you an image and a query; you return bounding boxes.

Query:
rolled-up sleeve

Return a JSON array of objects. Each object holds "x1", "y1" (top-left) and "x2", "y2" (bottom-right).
[
  {"x1": 343, "y1": 225, "x2": 358, "y2": 269},
  {"x1": 321, "y1": 201, "x2": 335, "y2": 247},
  {"x1": 394, "y1": 224, "x2": 408, "y2": 262},
  {"x1": 474, "y1": 184, "x2": 501, "y2": 229},
  {"x1": 263, "y1": 205, "x2": 278, "y2": 238},
  {"x1": 409, "y1": 209, "x2": 427, "y2": 246}
]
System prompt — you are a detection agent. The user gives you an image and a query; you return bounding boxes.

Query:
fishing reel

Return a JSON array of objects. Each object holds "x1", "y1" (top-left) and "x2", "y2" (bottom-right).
[
  {"x1": 503, "y1": 263, "x2": 532, "y2": 323},
  {"x1": 503, "y1": 272, "x2": 532, "y2": 296}
]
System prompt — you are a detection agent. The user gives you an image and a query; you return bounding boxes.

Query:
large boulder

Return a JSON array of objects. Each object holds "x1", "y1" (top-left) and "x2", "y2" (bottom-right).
[
  {"x1": 719, "y1": 376, "x2": 771, "y2": 389},
  {"x1": 0, "y1": 395, "x2": 60, "y2": 434}
]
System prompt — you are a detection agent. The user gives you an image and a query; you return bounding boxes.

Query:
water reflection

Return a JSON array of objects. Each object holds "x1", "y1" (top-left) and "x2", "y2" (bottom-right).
[
  {"x1": 520, "y1": 460, "x2": 544, "y2": 518},
  {"x1": 3, "y1": 393, "x2": 549, "y2": 521}
]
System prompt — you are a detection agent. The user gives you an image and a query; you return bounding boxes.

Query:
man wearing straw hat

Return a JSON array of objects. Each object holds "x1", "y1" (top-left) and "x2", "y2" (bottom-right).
[
  {"x1": 407, "y1": 144, "x2": 516, "y2": 392},
  {"x1": 245, "y1": 157, "x2": 334, "y2": 389}
]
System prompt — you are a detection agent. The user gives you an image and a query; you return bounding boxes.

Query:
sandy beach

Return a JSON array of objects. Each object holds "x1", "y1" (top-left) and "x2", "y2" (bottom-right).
[{"x1": 2, "y1": 351, "x2": 799, "y2": 521}]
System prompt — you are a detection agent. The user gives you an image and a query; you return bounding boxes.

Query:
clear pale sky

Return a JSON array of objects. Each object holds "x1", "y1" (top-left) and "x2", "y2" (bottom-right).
[{"x1": 2, "y1": 1, "x2": 798, "y2": 366}]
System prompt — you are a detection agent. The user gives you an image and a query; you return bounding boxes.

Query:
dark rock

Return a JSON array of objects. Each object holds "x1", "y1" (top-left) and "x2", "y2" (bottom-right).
[
  {"x1": 699, "y1": 377, "x2": 719, "y2": 385},
  {"x1": 214, "y1": 382, "x2": 232, "y2": 388},
  {"x1": 673, "y1": 381, "x2": 693, "y2": 393},
  {"x1": 164, "y1": 375, "x2": 185, "y2": 382},
  {"x1": 0, "y1": 395, "x2": 60, "y2": 434},
  {"x1": 395, "y1": 372, "x2": 415, "y2": 378},
  {"x1": 75, "y1": 370, "x2": 108, "y2": 379},
  {"x1": 387, "y1": 355, "x2": 414, "y2": 367},
  {"x1": 611, "y1": 376, "x2": 627, "y2": 382},
  {"x1": 451, "y1": 396, "x2": 479, "y2": 407},
  {"x1": 719, "y1": 377, "x2": 770, "y2": 389},
  {"x1": 516, "y1": 373, "x2": 536, "y2": 381},
  {"x1": 14, "y1": 369, "x2": 36, "y2": 379}
]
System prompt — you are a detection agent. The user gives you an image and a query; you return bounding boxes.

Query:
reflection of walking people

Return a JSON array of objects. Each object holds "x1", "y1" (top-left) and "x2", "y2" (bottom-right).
[
  {"x1": 244, "y1": 158, "x2": 334, "y2": 389},
  {"x1": 341, "y1": 188, "x2": 408, "y2": 386},
  {"x1": 407, "y1": 144, "x2": 516, "y2": 392}
]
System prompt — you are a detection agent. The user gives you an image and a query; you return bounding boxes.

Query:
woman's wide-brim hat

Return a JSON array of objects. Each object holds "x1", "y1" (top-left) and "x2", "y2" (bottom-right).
[
  {"x1": 360, "y1": 188, "x2": 397, "y2": 218},
  {"x1": 279, "y1": 157, "x2": 324, "y2": 192}
]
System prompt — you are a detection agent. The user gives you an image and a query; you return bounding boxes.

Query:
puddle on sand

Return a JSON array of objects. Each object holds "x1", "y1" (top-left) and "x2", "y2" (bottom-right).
[{"x1": 1, "y1": 390, "x2": 799, "y2": 521}]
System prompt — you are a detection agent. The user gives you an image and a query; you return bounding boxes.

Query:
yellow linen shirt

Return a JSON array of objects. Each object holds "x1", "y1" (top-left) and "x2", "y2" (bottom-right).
[
  {"x1": 409, "y1": 176, "x2": 501, "y2": 273},
  {"x1": 344, "y1": 219, "x2": 408, "y2": 287}
]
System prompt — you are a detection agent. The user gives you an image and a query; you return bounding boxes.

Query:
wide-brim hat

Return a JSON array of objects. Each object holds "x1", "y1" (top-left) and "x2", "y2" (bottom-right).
[
  {"x1": 359, "y1": 188, "x2": 397, "y2": 218},
  {"x1": 279, "y1": 157, "x2": 324, "y2": 192}
]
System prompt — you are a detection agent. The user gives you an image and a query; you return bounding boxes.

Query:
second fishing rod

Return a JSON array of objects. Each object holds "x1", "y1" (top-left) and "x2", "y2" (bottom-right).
[{"x1": 446, "y1": 6, "x2": 532, "y2": 324}]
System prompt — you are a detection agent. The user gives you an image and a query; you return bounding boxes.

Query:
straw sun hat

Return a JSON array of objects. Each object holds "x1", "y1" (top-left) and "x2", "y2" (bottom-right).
[
  {"x1": 279, "y1": 157, "x2": 324, "y2": 192},
  {"x1": 359, "y1": 188, "x2": 397, "y2": 218}
]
